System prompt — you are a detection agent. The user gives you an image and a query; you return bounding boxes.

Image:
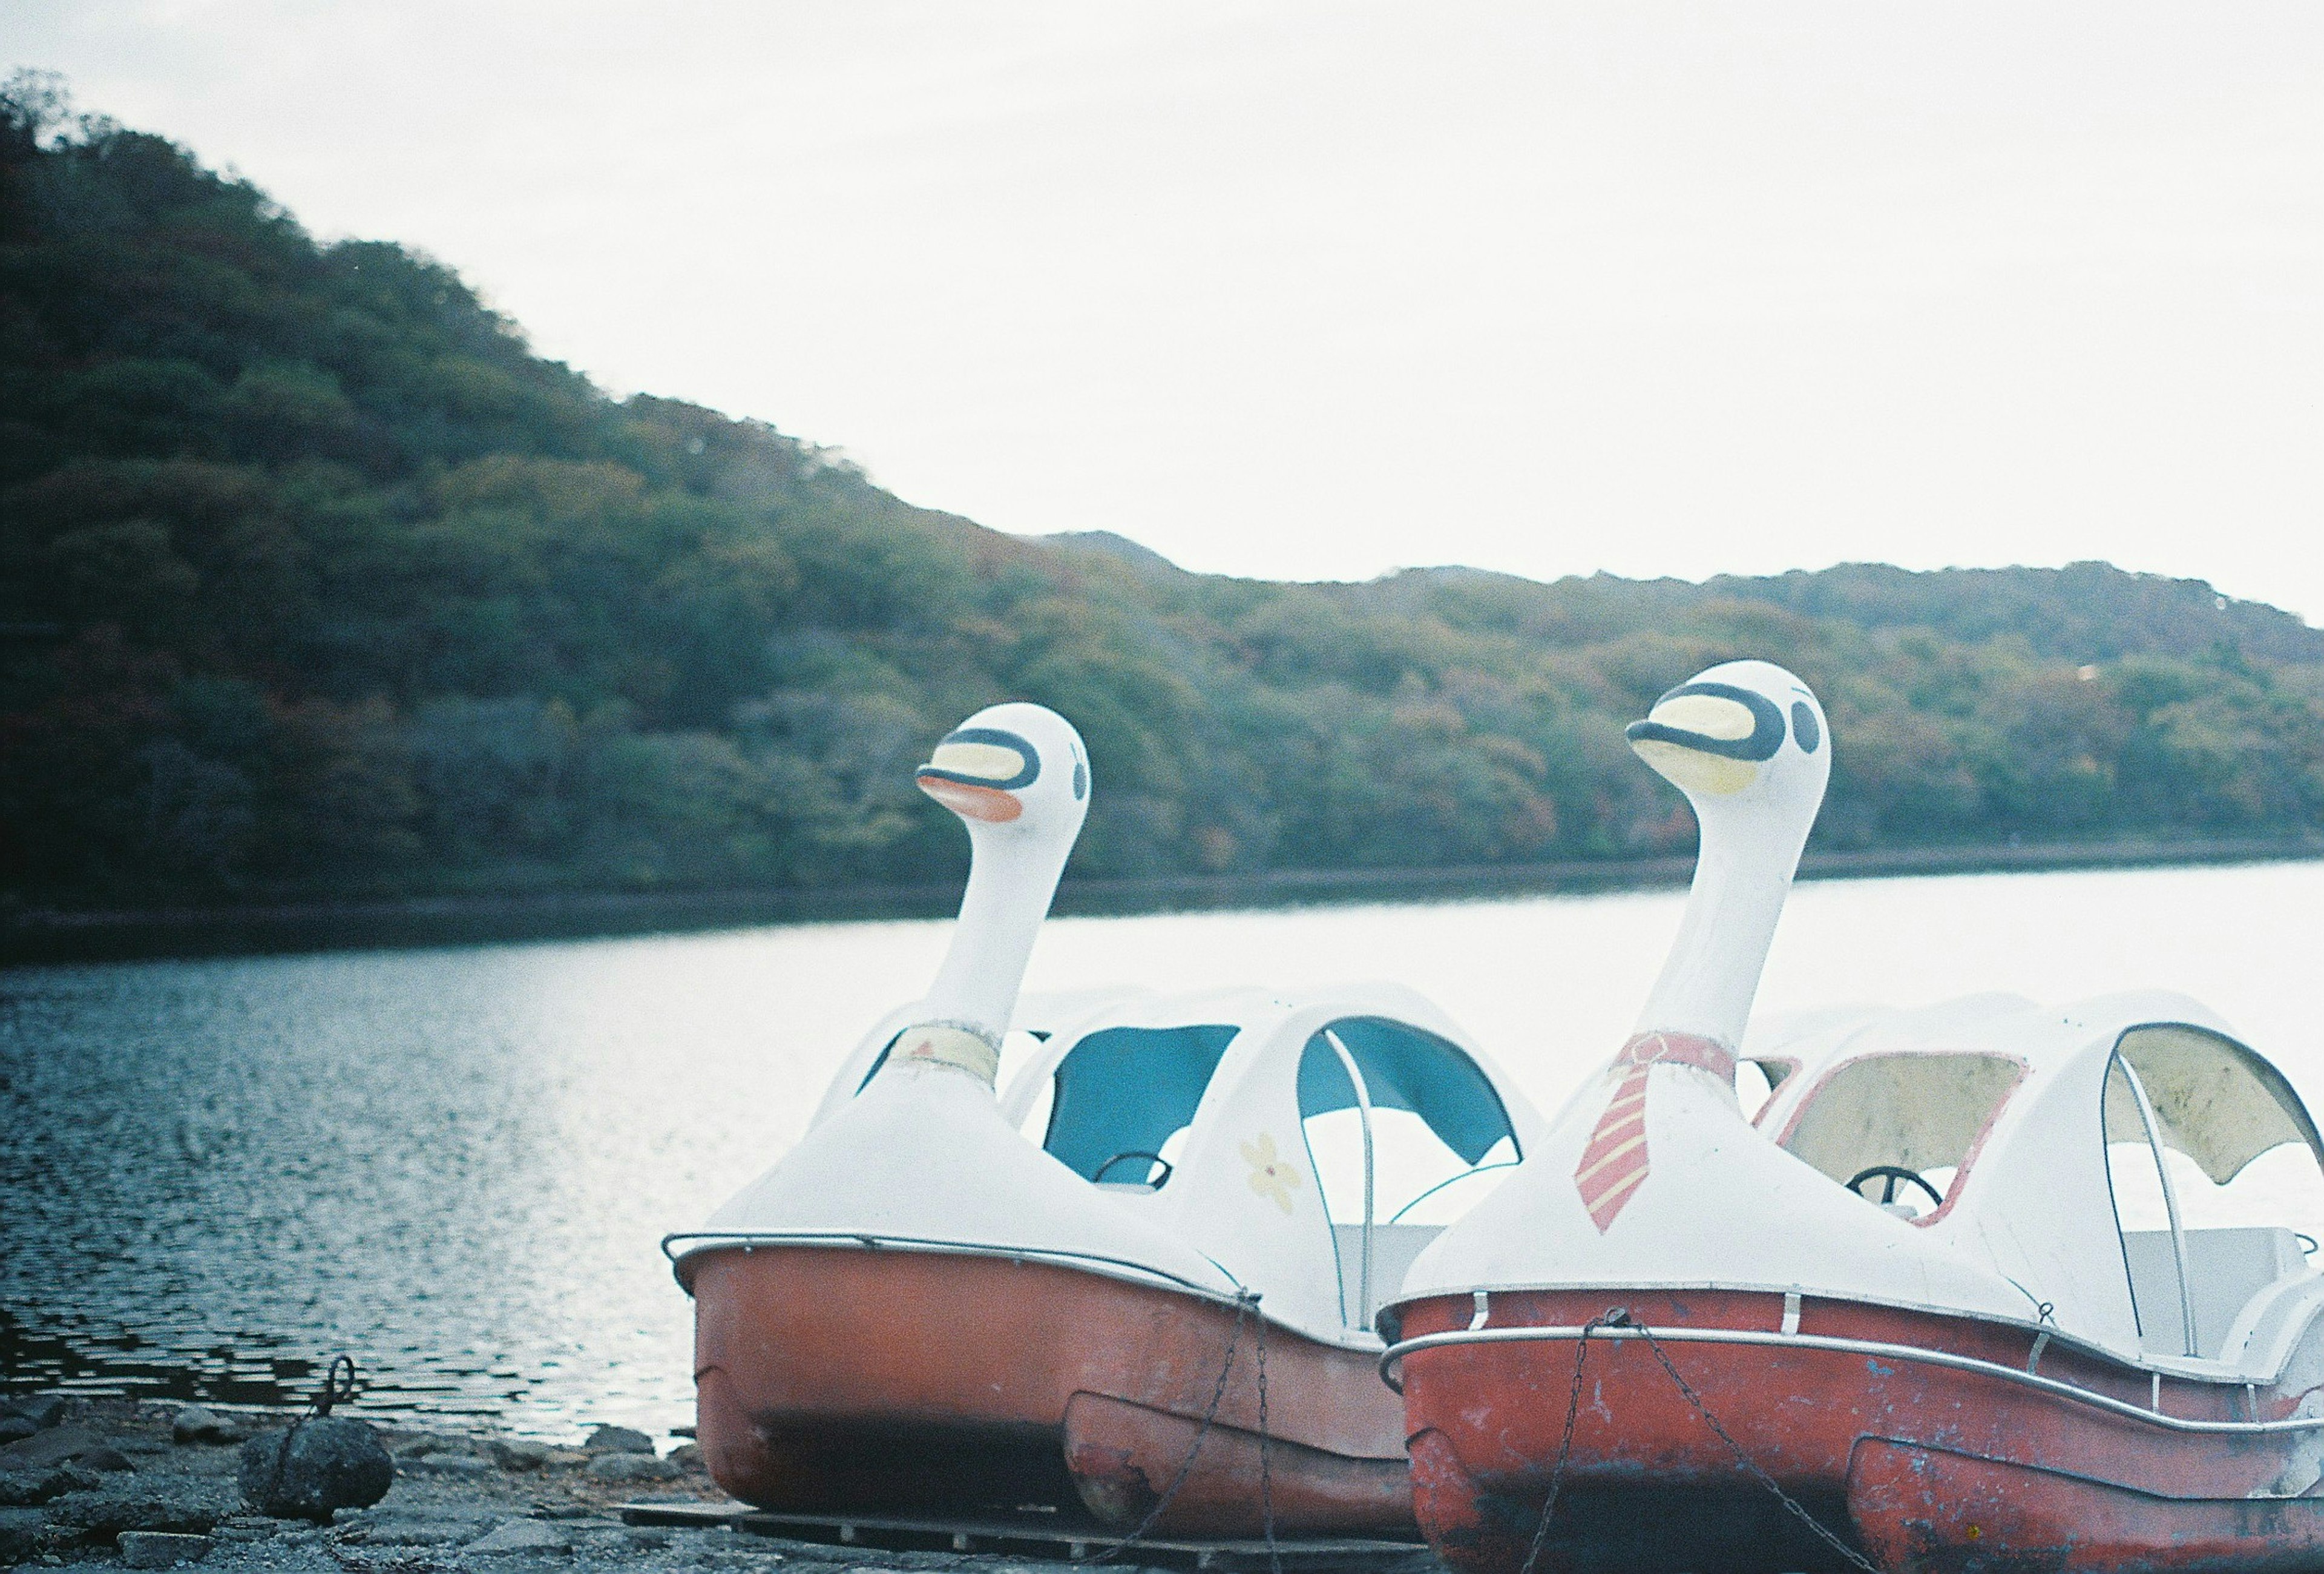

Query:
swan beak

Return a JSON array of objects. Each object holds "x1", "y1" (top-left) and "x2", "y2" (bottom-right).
[
  {"x1": 917, "y1": 774, "x2": 1023, "y2": 823},
  {"x1": 917, "y1": 728, "x2": 1039, "y2": 823},
  {"x1": 1625, "y1": 685, "x2": 1783, "y2": 797}
]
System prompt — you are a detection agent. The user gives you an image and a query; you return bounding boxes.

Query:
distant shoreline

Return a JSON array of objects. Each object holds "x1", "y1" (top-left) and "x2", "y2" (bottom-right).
[{"x1": 6, "y1": 832, "x2": 2319, "y2": 967}]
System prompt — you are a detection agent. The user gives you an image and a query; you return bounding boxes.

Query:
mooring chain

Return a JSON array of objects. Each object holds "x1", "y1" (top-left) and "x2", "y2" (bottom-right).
[
  {"x1": 1618, "y1": 1312, "x2": 1884, "y2": 1574},
  {"x1": 1511, "y1": 1314, "x2": 1880, "y2": 1574},
  {"x1": 1514, "y1": 1312, "x2": 1613, "y2": 1574},
  {"x1": 1086, "y1": 1290, "x2": 1259, "y2": 1565},
  {"x1": 1253, "y1": 1308, "x2": 1280, "y2": 1574}
]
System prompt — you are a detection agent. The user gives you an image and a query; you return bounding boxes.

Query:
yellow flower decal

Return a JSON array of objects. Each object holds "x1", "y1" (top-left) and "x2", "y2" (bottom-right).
[{"x1": 1241, "y1": 1133, "x2": 1302, "y2": 1216}]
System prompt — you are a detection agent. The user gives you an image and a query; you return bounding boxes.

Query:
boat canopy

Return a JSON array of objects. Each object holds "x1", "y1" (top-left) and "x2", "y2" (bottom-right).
[
  {"x1": 997, "y1": 982, "x2": 1540, "y2": 1345},
  {"x1": 1761, "y1": 999, "x2": 2324, "y2": 1210},
  {"x1": 1043, "y1": 1024, "x2": 1242, "y2": 1183},
  {"x1": 1751, "y1": 990, "x2": 2324, "y2": 1369},
  {"x1": 1295, "y1": 1016, "x2": 1517, "y2": 1168},
  {"x1": 1781, "y1": 1050, "x2": 2025, "y2": 1196},
  {"x1": 2103, "y1": 1022, "x2": 2324, "y2": 1186}
]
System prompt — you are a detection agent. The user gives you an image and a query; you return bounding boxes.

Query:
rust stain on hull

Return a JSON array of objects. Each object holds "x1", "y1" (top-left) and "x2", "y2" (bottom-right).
[
  {"x1": 1848, "y1": 1438, "x2": 2324, "y2": 1574},
  {"x1": 690, "y1": 1245, "x2": 1414, "y2": 1536}
]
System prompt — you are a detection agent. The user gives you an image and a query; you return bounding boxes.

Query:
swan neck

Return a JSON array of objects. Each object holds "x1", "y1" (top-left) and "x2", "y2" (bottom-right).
[
  {"x1": 1633, "y1": 809, "x2": 1803, "y2": 1052},
  {"x1": 916, "y1": 826, "x2": 1071, "y2": 1046}
]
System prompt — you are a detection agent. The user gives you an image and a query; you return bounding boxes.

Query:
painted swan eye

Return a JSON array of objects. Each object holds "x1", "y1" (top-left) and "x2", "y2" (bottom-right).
[{"x1": 1791, "y1": 700, "x2": 1821, "y2": 753}]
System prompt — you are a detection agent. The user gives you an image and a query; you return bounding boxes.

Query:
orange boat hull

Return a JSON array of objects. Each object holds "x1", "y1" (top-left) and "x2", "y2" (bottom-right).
[
  {"x1": 1395, "y1": 1288, "x2": 2324, "y2": 1574},
  {"x1": 689, "y1": 1245, "x2": 1415, "y2": 1536}
]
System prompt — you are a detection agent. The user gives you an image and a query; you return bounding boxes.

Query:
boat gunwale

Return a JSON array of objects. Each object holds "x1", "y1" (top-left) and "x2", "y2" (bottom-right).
[
  {"x1": 664, "y1": 1228, "x2": 1393, "y2": 1353},
  {"x1": 1387, "y1": 1271, "x2": 2324, "y2": 1375},
  {"x1": 1377, "y1": 1317, "x2": 2324, "y2": 1435}
]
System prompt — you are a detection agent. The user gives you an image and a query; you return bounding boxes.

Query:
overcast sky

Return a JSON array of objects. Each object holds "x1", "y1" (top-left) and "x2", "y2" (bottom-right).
[{"x1": 8, "y1": 2, "x2": 2323, "y2": 615}]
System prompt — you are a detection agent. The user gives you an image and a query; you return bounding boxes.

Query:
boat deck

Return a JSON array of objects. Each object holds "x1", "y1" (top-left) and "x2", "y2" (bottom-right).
[{"x1": 617, "y1": 1500, "x2": 1438, "y2": 1572}]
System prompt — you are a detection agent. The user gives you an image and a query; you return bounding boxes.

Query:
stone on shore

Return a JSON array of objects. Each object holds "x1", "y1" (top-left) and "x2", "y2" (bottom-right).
[
  {"x1": 119, "y1": 1529, "x2": 214, "y2": 1567},
  {"x1": 467, "y1": 1518, "x2": 573, "y2": 1555},
  {"x1": 488, "y1": 1439, "x2": 554, "y2": 1471},
  {"x1": 171, "y1": 1407, "x2": 238, "y2": 1446},
  {"x1": 413, "y1": 1451, "x2": 492, "y2": 1476},
  {"x1": 209, "y1": 1516, "x2": 283, "y2": 1544},
  {"x1": 0, "y1": 1424, "x2": 134, "y2": 1474},
  {"x1": 0, "y1": 1507, "x2": 45, "y2": 1562},
  {"x1": 237, "y1": 1417, "x2": 393, "y2": 1521},
  {"x1": 0, "y1": 1462, "x2": 105, "y2": 1507},
  {"x1": 0, "y1": 1415, "x2": 35, "y2": 1446},
  {"x1": 1, "y1": 1395, "x2": 68, "y2": 1430},
  {"x1": 333, "y1": 1506, "x2": 500, "y2": 1546},
  {"x1": 43, "y1": 1481, "x2": 237, "y2": 1536},
  {"x1": 582, "y1": 1426, "x2": 655, "y2": 1455},
  {"x1": 583, "y1": 1452, "x2": 679, "y2": 1482}
]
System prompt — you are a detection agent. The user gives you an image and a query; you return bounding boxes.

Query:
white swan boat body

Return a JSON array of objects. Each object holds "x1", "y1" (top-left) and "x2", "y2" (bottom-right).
[
  {"x1": 1384, "y1": 664, "x2": 2324, "y2": 1574},
  {"x1": 669, "y1": 702, "x2": 1541, "y2": 1535}
]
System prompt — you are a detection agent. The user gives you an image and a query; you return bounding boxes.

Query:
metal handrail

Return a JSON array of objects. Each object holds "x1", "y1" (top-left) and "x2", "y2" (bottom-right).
[
  {"x1": 1377, "y1": 1320, "x2": 2324, "y2": 1435},
  {"x1": 659, "y1": 1228, "x2": 1246, "y2": 1305},
  {"x1": 1319, "y1": 1026, "x2": 1377, "y2": 1328},
  {"x1": 2115, "y1": 1052, "x2": 2200, "y2": 1357}
]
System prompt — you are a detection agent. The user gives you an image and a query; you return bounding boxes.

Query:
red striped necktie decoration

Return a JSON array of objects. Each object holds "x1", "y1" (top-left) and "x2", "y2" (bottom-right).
[{"x1": 1572, "y1": 1030, "x2": 1739, "y2": 1233}]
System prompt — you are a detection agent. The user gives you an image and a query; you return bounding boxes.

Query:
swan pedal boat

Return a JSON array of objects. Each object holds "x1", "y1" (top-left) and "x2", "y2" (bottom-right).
[
  {"x1": 1387, "y1": 994, "x2": 2324, "y2": 1574},
  {"x1": 1384, "y1": 660, "x2": 2324, "y2": 1574},
  {"x1": 669, "y1": 700, "x2": 1541, "y2": 1536},
  {"x1": 675, "y1": 980, "x2": 1538, "y2": 1536}
]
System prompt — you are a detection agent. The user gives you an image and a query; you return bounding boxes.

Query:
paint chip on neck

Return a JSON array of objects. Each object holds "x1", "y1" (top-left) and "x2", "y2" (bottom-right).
[
  {"x1": 886, "y1": 1022, "x2": 1002, "y2": 1087},
  {"x1": 1615, "y1": 1030, "x2": 1738, "y2": 1084}
]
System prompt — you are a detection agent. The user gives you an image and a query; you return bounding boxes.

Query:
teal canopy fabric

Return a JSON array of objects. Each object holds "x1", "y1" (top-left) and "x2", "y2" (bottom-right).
[
  {"x1": 1043, "y1": 1024, "x2": 1243, "y2": 1182},
  {"x1": 1296, "y1": 1016, "x2": 1516, "y2": 1164}
]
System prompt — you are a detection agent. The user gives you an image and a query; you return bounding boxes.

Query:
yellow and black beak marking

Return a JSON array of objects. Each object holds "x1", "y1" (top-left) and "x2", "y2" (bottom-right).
[
  {"x1": 917, "y1": 726, "x2": 1039, "y2": 823},
  {"x1": 1625, "y1": 682, "x2": 1788, "y2": 795}
]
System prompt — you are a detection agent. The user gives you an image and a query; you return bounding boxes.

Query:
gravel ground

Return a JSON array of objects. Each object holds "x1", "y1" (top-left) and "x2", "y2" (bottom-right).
[{"x1": 1, "y1": 1397, "x2": 1384, "y2": 1574}]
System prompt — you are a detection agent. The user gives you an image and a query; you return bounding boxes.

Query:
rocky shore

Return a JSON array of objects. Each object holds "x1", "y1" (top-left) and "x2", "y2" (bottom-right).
[{"x1": 0, "y1": 1395, "x2": 1270, "y2": 1574}]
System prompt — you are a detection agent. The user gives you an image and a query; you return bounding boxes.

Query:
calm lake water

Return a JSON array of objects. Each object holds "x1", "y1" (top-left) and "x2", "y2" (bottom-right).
[{"x1": 5, "y1": 859, "x2": 2323, "y2": 1440}]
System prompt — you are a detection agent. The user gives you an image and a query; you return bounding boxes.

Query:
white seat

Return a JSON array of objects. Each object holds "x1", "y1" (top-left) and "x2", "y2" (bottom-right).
[
  {"x1": 1331, "y1": 1223, "x2": 1443, "y2": 1327},
  {"x1": 2122, "y1": 1227, "x2": 2305, "y2": 1358}
]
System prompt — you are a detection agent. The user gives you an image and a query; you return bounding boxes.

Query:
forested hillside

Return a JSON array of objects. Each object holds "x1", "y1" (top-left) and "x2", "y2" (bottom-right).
[{"x1": 7, "y1": 76, "x2": 2324, "y2": 911}]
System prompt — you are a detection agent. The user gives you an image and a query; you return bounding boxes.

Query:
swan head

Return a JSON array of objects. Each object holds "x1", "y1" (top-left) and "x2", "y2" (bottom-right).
[
  {"x1": 1625, "y1": 659, "x2": 1829, "y2": 831},
  {"x1": 916, "y1": 700, "x2": 1091, "y2": 851},
  {"x1": 883, "y1": 702, "x2": 1089, "y2": 1088}
]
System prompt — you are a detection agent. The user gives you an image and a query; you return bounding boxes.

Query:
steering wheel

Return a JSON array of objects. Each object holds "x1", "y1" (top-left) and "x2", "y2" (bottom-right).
[
  {"x1": 1092, "y1": 1151, "x2": 1174, "y2": 1188},
  {"x1": 1845, "y1": 1165, "x2": 1944, "y2": 1210}
]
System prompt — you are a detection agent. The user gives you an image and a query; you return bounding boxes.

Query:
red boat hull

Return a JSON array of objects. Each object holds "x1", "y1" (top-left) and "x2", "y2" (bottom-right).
[
  {"x1": 688, "y1": 1245, "x2": 1414, "y2": 1536},
  {"x1": 1848, "y1": 1438, "x2": 2324, "y2": 1574},
  {"x1": 1395, "y1": 1288, "x2": 2324, "y2": 1574}
]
